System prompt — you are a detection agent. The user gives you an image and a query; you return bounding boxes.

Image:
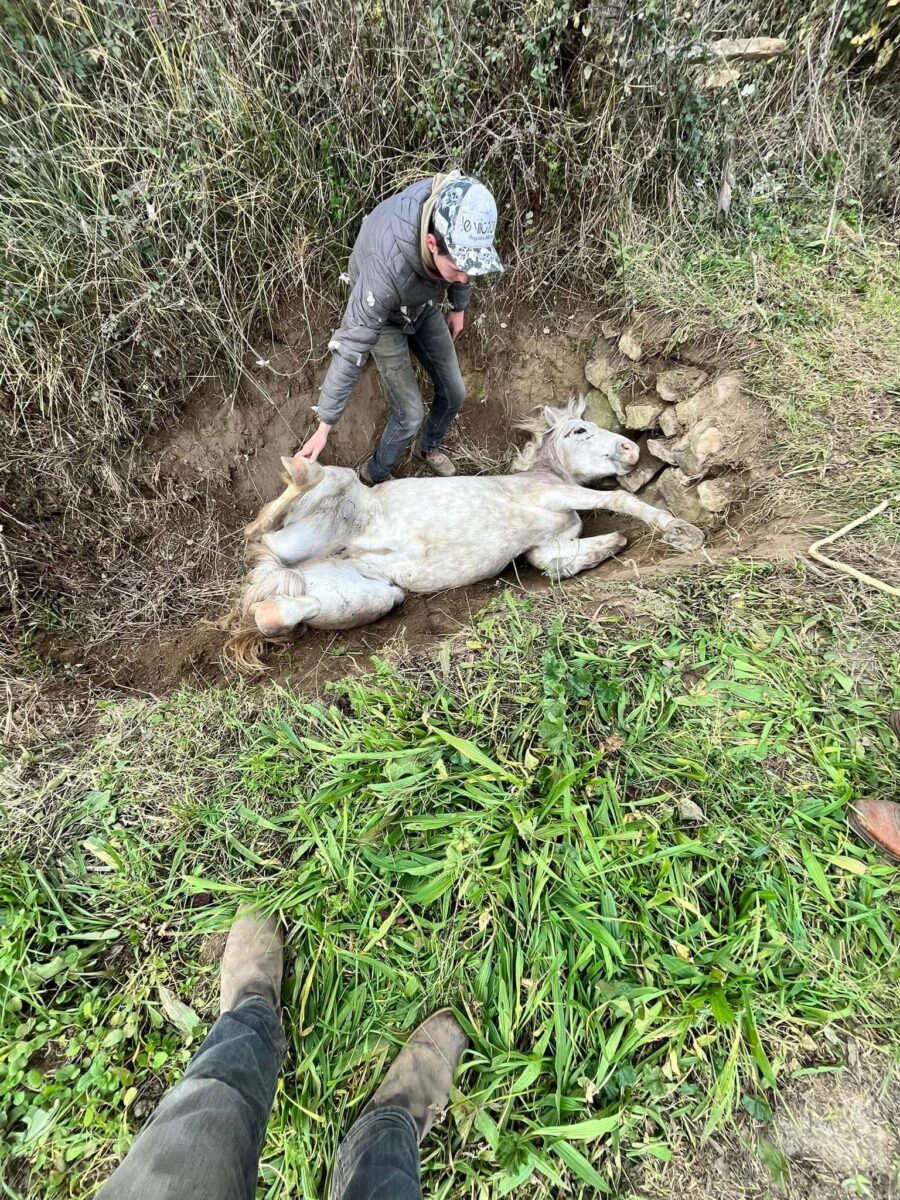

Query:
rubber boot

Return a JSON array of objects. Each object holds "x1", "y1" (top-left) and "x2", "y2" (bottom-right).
[
  {"x1": 362, "y1": 1008, "x2": 468, "y2": 1141},
  {"x1": 219, "y1": 908, "x2": 283, "y2": 1014}
]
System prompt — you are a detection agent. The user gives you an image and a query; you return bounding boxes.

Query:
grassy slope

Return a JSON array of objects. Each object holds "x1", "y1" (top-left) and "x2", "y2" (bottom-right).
[
  {"x1": 4, "y1": 586, "x2": 900, "y2": 1197},
  {"x1": 3, "y1": 209, "x2": 900, "y2": 1198}
]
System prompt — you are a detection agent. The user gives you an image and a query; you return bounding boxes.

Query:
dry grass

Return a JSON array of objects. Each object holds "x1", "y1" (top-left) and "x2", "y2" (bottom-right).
[{"x1": 1, "y1": 0, "x2": 898, "y2": 641}]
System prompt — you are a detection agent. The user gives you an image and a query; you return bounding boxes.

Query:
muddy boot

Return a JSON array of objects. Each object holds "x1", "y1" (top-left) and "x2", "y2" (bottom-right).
[
  {"x1": 359, "y1": 463, "x2": 391, "y2": 486},
  {"x1": 421, "y1": 450, "x2": 456, "y2": 477},
  {"x1": 362, "y1": 1009, "x2": 468, "y2": 1141},
  {"x1": 219, "y1": 908, "x2": 283, "y2": 1014},
  {"x1": 849, "y1": 800, "x2": 900, "y2": 864}
]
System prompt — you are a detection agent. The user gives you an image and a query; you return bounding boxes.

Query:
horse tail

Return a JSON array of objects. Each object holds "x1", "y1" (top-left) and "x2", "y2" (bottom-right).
[{"x1": 223, "y1": 544, "x2": 308, "y2": 672}]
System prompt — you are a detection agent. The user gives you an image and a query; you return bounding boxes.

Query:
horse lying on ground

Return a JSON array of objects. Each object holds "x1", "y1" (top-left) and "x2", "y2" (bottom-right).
[{"x1": 231, "y1": 398, "x2": 703, "y2": 661}]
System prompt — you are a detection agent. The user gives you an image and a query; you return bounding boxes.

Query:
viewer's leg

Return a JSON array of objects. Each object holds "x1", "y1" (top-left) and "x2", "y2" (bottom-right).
[
  {"x1": 330, "y1": 1009, "x2": 467, "y2": 1200},
  {"x1": 410, "y1": 307, "x2": 466, "y2": 474},
  {"x1": 98, "y1": 912, "x2": 286, "y2": 1200},
  {"x1": 368, "y1": 327, "x2": 425, "y2": 482}
]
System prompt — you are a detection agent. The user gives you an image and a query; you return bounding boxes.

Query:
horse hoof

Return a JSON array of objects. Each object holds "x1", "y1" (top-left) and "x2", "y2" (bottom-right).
[
  {"x1": 281, "y1": 454, "x2": 310, "y2": 487},
  {"x1": 663, "y1": 519, "x2": 704, "y2": 553}
]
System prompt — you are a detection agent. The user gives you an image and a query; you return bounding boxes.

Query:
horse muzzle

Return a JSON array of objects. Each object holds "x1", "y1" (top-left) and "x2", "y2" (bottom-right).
[{"x1": 616, "y1": 439, "x2": 640, "y2": 469}]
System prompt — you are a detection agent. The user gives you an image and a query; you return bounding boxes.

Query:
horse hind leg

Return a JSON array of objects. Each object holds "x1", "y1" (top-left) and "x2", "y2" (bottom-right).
[
  {"x1": 238, "y1": 546, "x2": 319, "y2": 638},
  {"x1": 254, "y1": 595, "x2": 322, "y2": 637},
  {"x1": 244, "y1": 454, "x2": 326, "y2": 541},
  {"x1": 250, "y1": 566, "x2": 403, "y2": 635},
  {"x1": 526, "y1": 532, "x2": 626, "y2": 581},
  {"x1": 293, "y1": 561, "x2": 405, "y2": 630}
]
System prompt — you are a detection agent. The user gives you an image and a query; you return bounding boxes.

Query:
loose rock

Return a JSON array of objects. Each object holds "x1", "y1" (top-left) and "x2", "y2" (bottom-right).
[
  {"x1": 658, "y1": 407, "x2": 682, "y2": 438},
  {"x1": 677, "y1": 796, "x2": 706, "y2": 823},
  {"x1": 624, "y1": 397, "x2": 666, "y2": 431},
  {"x1": 584, "y1": 352, "x2": 617, "y2": 389},
  {"x1": 686, "y1": 37, "x2": 788, "y2": 64},
  {"x1": 618, "y1": 442, "x2": 665, "y2": 494},
  {"x1": 582, "y1": 389, "x2": 624, "y2": 434},
  {"x1": 656, "y1": 366, "x2": 709, "y2": 405},
  {"x1": 697, "y1": 474, "x2": 745, "y2": 512},
  {"x1": 674, "y1": 371, "x2": 742, "y2": 426},
  {"x1": 657, "y1": 469, "x2": 708, "y2": 526},
  {"x1": 636, "y1": 478, "x2": 669, "y2": 509},
  {"x1": 618, "y1": 329, "x2": 643, "y2": 362},
  {"x1": 671, "y1": 420, "x2": 724, "y2": 479},
  {"x1": 646, "y1": 437, "x2": 678, "y2": 465}
]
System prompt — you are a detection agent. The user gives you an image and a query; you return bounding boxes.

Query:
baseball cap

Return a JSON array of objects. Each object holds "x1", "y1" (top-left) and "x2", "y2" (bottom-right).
[{"x1": 432, "y1": 177, "x2": 504, "y2": 276}]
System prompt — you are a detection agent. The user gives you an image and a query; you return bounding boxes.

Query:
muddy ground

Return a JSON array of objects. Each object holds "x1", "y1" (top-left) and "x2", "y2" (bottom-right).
[{"x1": 23, "y1": 302, "x2": 792, "y2": 707}]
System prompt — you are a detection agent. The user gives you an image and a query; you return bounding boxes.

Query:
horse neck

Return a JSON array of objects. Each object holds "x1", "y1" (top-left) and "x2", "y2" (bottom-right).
[{"x1": 527, "y1": 436, "x2": 578, "y2": 484}]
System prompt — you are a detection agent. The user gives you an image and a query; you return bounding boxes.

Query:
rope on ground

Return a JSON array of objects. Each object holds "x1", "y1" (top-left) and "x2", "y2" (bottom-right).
[{"x1": 807, "y1": 498, "x2": 900, "y2": 598}]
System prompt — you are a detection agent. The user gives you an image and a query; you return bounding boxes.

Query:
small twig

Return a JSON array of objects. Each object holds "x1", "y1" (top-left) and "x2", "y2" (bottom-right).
[
  {"x1": 0, "y1": 524, "x2": 20, "y2": 620},
  {"x1": 807, "y1": 499, "x2": 900, "y2": 597}
]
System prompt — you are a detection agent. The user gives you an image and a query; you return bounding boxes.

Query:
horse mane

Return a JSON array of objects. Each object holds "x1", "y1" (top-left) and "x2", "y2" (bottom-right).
[{"x1": 510, "y1": 395, "x2": 586, "y2": 472}]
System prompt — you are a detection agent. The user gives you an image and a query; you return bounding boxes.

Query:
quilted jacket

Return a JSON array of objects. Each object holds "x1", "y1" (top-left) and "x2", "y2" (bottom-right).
[{"x1": 315, "y1": 177, "x2": 471, "y2": 425}]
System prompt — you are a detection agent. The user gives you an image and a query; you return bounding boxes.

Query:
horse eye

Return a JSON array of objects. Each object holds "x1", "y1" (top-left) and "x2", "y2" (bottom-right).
[{"x1": 564, "y1": 426, "x2": 588, "y2": 437}]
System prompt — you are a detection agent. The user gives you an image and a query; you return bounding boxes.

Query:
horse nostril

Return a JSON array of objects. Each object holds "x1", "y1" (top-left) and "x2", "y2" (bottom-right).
[{"x1": 618, "y1": 441, "x2": 639, "y2": 464}]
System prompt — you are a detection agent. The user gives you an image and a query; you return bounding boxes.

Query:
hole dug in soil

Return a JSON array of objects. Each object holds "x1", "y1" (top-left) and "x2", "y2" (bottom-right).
[{"x1": 31, "y1": 309, "x2": 778, "y2": 700}]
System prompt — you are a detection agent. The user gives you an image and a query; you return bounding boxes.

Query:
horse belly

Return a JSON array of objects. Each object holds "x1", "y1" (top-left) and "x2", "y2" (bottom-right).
[
  {"x1": 354, "y1": 524, "x2": 555, "y2": 593},
  {"x1": 385, "y1": 539, "x2": 522, "y2": 592},
  {"x1": 346, "y1": 477, "x2": 573, "y2": 592}
]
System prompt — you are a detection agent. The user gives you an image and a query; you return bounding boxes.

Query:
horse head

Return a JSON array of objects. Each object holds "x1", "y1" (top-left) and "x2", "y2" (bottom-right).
[{"x1": 514, "y1": 396, "x2": 639, "y2": 483}]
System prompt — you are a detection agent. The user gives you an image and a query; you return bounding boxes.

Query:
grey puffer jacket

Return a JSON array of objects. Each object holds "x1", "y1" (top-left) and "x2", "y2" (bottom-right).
[{"x1": 316, "y1": 178, "x2": 471, "y2": 426}]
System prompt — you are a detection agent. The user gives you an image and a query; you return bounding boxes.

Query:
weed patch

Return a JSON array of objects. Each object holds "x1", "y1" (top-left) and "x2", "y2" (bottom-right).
[{"x1": 3, "y1": 575, "x2": 899, "y2": 1196}]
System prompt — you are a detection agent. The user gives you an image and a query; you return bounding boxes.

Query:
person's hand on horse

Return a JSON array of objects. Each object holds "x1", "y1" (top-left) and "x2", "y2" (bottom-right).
[{"x1": 298, "y1": 422, "x2": 331, "y2": 461}]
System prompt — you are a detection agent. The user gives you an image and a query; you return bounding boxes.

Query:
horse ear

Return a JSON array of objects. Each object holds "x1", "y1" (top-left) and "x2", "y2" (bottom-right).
[
  {"x1": 542, "y1": 405, "x2": 561, "y2": 428},
  {"x1": 572, "y1": 394, "x2": 587, "y2": 417}
]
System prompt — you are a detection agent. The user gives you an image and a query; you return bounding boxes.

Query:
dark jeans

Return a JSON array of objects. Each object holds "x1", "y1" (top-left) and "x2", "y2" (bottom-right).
[
  {"x1": 368, "y1": 304, "x2": 466, "y2": 482},
  {"x1": 97, "y1": 997, "x2": 422, "y2": 1200}
]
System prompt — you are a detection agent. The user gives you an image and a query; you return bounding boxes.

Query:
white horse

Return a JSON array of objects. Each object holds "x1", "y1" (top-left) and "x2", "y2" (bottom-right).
[{"x1": 232, "y1": 398, "x2": 703, "y2": 657}]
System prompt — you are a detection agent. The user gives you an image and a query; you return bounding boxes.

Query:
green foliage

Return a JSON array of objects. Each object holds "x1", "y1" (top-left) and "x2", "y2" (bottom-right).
[
  {"x1": 3, "y1": 578, "x2": 899, "y2": 1196},
  {"x1": 604, "y1": 200, "x2": 900, "y2": 521}
]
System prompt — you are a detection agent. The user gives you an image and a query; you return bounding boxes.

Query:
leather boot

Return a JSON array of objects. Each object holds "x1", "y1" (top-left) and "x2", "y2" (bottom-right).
[
  {"x1": 363, "y1": 1009, "x2": 468, "y2": 1141},
  {"x1": 219, "y1": 908, "x2": 283, "y2": 1014}
]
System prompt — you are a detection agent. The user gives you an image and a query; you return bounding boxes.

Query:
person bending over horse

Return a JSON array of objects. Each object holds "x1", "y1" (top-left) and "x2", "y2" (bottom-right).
[{"x1": 298, "y1": 173, "x2": 504, "y2": 484}]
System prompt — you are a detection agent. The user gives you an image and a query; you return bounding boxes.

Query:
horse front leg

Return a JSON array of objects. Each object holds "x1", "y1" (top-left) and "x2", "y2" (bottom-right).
[
  {"x1": 526, "y1": 532, "x2": 627, "y2": 581},
  {"x1": 545, "y1": 485, "x2": 704, "y2": 553},
  {"x1": 244, "y1": 454, "x2": 326, "y2": 541}
]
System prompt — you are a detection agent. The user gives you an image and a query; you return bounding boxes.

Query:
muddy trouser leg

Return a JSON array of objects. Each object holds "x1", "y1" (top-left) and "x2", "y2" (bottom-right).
[
  {"x1": 97, "y1": 997, "x2": 286, "y2": 1200},
  {"x1": 411, "y1": 305, "x2": 466, "y2": 455},
  {"x1": 369, "y1": 325, "x2": 425, "y2": 482},
  {"x1": 330, "y1": 1107, "x2": 422, "y2": 1200}
]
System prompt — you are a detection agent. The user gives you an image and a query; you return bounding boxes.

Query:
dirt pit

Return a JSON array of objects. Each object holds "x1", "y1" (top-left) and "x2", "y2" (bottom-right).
[{"x1": 26, "y1": 304, "x2": 783, "y2": 707}]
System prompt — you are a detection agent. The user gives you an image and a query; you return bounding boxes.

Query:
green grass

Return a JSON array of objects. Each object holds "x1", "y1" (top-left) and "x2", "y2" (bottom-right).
[{"x1": 4, "y1": 573, "x2": 900, "y2": 1198}]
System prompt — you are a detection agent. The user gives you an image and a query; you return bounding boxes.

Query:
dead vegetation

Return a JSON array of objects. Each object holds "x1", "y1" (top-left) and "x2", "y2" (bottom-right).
[{"x1": 2, "y1": 0, "x2": 899, "y2": 654}]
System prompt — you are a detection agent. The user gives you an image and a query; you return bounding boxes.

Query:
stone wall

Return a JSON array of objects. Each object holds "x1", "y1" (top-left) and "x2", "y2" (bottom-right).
[{"x1": 583, "y1": 316, "x2": 756, "y2": 528}]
